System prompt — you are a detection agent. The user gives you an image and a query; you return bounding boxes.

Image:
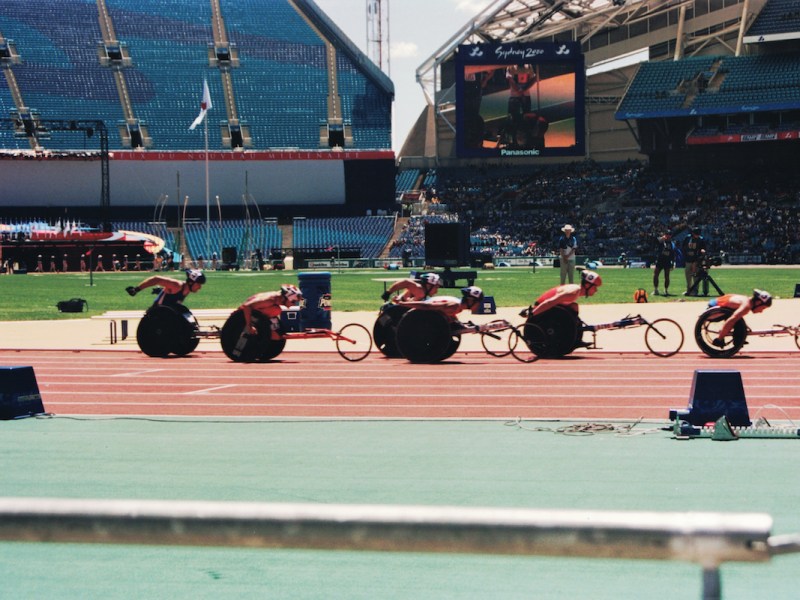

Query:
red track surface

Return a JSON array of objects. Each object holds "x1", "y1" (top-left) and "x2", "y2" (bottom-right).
[{"x1": 3, "y1": 349, "x2": 799, "y2": 420}]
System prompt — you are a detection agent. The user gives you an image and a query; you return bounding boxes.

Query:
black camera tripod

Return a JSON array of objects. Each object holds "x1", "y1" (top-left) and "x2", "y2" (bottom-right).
[{"x1": 687, "y1": 264, "x2": 723, "y2": 297}]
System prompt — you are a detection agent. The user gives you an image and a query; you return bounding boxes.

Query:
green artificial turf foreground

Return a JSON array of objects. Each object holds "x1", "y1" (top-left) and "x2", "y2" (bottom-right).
[{"x1": 1, "y1": 417, "x2": 799, "y2": 599}]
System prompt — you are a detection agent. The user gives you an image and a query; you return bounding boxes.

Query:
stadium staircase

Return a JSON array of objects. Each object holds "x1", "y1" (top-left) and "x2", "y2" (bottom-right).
[
  {"x1": 279, "y1": 224, "x2": 293, "y2": 251},
  {"x1": 171, "y1": 227, "x2": 190, "y2": 264},
  {"x1": 380, "y1": 216, "x2": 408, "y2": 258}
]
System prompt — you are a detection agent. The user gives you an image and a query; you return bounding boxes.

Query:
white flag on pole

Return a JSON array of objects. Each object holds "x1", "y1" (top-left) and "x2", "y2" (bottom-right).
[{"x1": 189, "y1": 79, "x2": 212, "y2": 130}]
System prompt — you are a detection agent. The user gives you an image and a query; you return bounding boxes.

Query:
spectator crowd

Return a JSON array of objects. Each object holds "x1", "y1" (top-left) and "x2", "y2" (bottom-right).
[{"x1": 390, "y1": 160, "x2": 800, "y2": 264}]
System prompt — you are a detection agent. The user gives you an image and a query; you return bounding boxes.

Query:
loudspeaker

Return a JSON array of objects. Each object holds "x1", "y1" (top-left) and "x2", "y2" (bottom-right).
[
  {"x1": 670, "y1": 370, "x2": 750, "y2": 427},
  {"x1": 222, "y1": 246, "x2": 237, "y2": 264},
  {"x1": 424, "y1": 222, "x2": 470, "y2": 267},
  {"x1": 0, "y1": 366, "x2": 46, "y2": 420}
]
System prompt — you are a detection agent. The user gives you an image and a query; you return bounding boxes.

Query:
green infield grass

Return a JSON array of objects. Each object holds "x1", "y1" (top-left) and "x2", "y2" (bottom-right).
[{"x1": 0, "y1": 266, "x2": 797, "y2": 321}]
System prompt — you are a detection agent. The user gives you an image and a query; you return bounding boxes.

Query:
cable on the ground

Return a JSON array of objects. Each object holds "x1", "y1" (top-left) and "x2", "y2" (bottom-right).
[{"x1": 504, "y1": 416, "x2": 662, "y2": 436}]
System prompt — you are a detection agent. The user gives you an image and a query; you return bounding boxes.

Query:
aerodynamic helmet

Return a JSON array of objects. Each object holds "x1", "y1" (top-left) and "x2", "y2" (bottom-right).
[
  {"x1": 280, "y1": 284, "x2": 303, "y2": 304},
  {"x1": 419, "y1": 272, "x2": 441, "y2": 288},
  {"x1": 185, "y1": 269, "x2": 206, "y2": 284},
  {"x1": 580, "y1": 270, "x2": 602, "y2": 295},
  {"x1": 752, "y1": 289, "x2": 772, "y2": 309},
  {"x1": 461, "y1": 286, "x2": 484, "y2": 300}
]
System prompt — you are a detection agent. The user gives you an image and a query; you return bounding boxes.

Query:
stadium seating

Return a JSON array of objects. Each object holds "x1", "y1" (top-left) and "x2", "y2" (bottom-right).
[
  {"x1": 183, "y1": 219, "x2": 281, "y2": 265},
  {"x1": 0, "y1": 0, "x2": 391, "y2": 152},
  {"x1": 747, "y1": 0, "x2": 800, "y2": 37},
  {"x1": 618, "y1": 54, "x2": 800, "y2": 118},
  {"x1": 292, "y1": 216, "x2": 395, "y2": 258},
  {"x1": 395, "y1": 169, "x2": 419, "y2": 193}
]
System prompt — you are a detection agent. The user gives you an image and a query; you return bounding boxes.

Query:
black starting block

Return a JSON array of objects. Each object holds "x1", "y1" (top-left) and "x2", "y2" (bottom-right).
[
  {"x1": 474, "y1": 296, "x2": 497, "y2": 315},
  {"x1": 0, "y1": 366, "x2": 46, "y2": 420},
  {"x1": 669, "y1": 370, "x2": 751, "y2": 427}
]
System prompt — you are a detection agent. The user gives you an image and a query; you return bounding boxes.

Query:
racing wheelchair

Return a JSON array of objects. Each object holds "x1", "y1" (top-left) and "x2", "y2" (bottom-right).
[
  {"x1": 136, "y1": 304, "x2": 202, "y2": 358},
  {"x1": 508, "y1": 306, "x2": 684, "y2": 362},
  {"x1": 694, "y1": 305, "x2": 800, "y2": 358},
  {"x1": 220, "y1": 308, "x2": 372, "y2": 362}
]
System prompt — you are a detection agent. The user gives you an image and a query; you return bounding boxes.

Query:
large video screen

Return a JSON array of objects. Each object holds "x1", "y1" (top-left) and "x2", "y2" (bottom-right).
[{"x1": 455, "y1": 42, "x2": 585, "y2": 158}]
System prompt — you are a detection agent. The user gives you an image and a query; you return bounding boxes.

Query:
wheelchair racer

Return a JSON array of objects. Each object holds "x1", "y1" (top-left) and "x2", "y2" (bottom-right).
[
  {"x1": 522, "y1": 269, "x2": 602, "y2": 318},
  {"x1": 237, "y1": 284, "x2": 304, "y2": 336},
  {"x1": 126, "y1": 269, "x2": 206, "y2": 306},
  {"x1": 707, "y1": 289, "x2": 772, "y2": 348},
  {"x1": 381, "y1": 272, "x2": 441, "y2": 303},
  {"x1": 399, "y1": 285, "x2": 484, "y2": 319}
]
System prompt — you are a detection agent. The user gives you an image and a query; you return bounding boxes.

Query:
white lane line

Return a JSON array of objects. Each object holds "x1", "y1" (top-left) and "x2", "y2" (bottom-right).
[
  {"x1": 111, "y1": 369, "x2": 165, "y2": 377},
  {"x1": 184, "y1": 384, "x2": 238, "y2": 395}
]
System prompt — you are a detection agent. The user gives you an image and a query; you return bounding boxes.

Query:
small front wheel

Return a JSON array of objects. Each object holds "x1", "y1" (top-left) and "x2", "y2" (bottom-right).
[
  {"x1": 336, "y1": 323, "x2": 373, "y2": 362},
  {"x1": 480, "y1": 322, "x2": 513, "y2": 357},
  {"x1": 508, "y1": 324, "x2": 544, "y2": 363},
  {"x1": 794, "y1": 330, "x2": 800, "y2": 351},
  {"x1": 644, "y1": 318, "x2": 684, "y2": 357}
]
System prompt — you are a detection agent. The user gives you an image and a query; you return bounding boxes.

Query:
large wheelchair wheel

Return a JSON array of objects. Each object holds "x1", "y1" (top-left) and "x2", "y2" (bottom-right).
[
  {"x1": 395, "y1": 309, "x2": 452, "y2": 363},
  {"x1": 171, "y1": 305, "x2": 201, "y2": 357},
  {"x1": 220, "y1": 309, "x2": 286, "y2": 362},
  {"x1": 694, "y1": 307, "x2": 748, "y2": 358},
  {"x1": 438, "y1": 321, "x2": 462, "y2": 361},
  {"x1": 136, "y1": 304, "x2": 199, "y2": 358},
  {"x1": 509, "y1": 324, "x2": 545, "y2": 363},
  {"x1": 525, "y1": 306, "x2": 582, "y2": 358},
  {"x1": 372, "y1": 304, "x2": 409, "y2": 358}
]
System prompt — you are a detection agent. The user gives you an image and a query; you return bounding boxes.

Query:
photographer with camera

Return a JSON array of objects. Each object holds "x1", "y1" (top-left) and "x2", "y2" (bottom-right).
[{"x1": 682, "y1": 227, "x2": 707, "y2": 296}]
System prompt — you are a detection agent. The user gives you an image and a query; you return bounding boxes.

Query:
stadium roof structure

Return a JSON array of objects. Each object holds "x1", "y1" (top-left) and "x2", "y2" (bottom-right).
[
  {"x1": 415, "y1": 0, "x2": 694, "y2": 112},
  {"x1": 404, "y1": 0, "x2": 800, "y2": 163}
]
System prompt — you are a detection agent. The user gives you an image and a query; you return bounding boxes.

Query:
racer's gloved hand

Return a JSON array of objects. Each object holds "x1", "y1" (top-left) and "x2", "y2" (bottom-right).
[
  {"x1": 381, "y1": 291, "x2": 391, "y2": 302},
  {"x1": 125, "y1": 286, "x2": 139, "y2": 297}
]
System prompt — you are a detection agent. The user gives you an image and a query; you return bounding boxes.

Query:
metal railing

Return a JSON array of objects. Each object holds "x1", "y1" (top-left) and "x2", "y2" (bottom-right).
[{"x1": 1, "y1": 498, "x2": 799, "y2": 599}]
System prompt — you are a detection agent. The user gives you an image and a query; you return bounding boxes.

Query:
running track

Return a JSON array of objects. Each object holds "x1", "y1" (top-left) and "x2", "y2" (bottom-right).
[{"x1": 3, "y1": 349, "x2": 799, "y2": 420}]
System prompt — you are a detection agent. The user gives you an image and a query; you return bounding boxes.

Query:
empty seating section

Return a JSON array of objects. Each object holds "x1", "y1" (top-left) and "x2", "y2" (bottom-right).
[
  {"x1": 1, "y1": 0, "x2": 118, "y2": 151},
  {"x1": 2, "y1": 0, "x2": 391, "y2": 152},
  {"x1": 617, "y1": 57, "x2": 714, "y2": 115},
  {"x1": 619, "y1": 54, "x2": 800, "y2": 117},
  {"x1": 337, "y1": 54, "x2": 392, "y2": 148},
  {"x1": 108, "y1": 0, "x2": 215, "y2": 151},
  {"x1": 692, "y1": 54, "x2": 800, "y2": 112},
  {"x1": 748, "y1": 0, "x2": 800, "y2": 37},
  {"x1": 395, "y1": 169, "x2": 419, "y2": 192},
  {"x1": 293, "y1": 216, "x2": 394, "y2": 258},
  {"x1": 224, "y1": 0, "x2": 328, "y2": 149},
  {"x1": 0, "y1": 88, "x2": 25, "y2": 150},
  {"x1": 184, "y1": 219, "x2": 282, "y2": 262}
]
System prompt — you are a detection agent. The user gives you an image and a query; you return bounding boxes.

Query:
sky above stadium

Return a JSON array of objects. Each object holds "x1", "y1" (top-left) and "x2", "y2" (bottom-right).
[{"x1": 314, "y1": 0, "x2": 494, "y2": 151}]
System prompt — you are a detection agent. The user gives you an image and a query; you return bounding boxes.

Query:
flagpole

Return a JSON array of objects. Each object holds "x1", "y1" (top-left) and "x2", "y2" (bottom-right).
[
  {"x1": 189, "y1": 78, "x2": 212, "y2": 261},
  {"x1": 204, "y1": 116, "x2": 210, "y2": 260}
]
